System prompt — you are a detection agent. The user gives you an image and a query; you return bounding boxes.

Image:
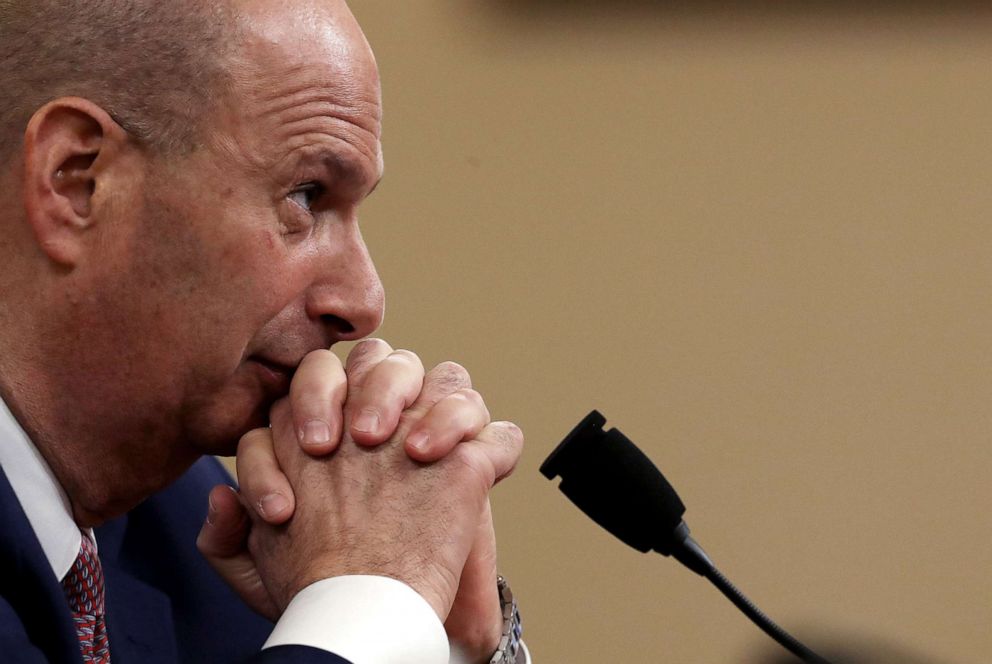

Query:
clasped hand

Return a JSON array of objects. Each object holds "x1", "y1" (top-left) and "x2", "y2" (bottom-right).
[{"x1": 196, "y1": 339, "x2": 524, "y2": 661}]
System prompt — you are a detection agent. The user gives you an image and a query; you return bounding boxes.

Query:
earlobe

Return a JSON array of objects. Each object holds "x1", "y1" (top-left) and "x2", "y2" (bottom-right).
[{"x1": 21, "y1": 97, "x2": 126, "y2": 266}]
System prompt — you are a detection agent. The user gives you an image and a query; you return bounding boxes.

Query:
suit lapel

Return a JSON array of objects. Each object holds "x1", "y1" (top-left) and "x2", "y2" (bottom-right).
[
  {"x1": 0, "y1": 464, "x2": 179, "y2": 664},
  {"x1": 1, "y1": 455, "x2": 263, "y2": 663},
  {"x1": 0, "y1": 465, "x2": 83, "y2": 663},
  {"x1": 97, "y1": 516, "x2": 178, "y2": 664}
]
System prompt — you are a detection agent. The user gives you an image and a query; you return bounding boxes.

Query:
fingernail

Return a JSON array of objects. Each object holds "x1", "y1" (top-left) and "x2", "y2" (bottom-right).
[
  {"x1": 302, "y1": 420, "x2": 331, "y2": 448},
  {"x1": 407, "y1": 431, "x2": 430, "y2": 453},
  {"x1": 259, "y1": 493, "x2": 289, "y2": 519},
  {"x1": 353, "y1": 408, "x2": 380, "y2": 434}
]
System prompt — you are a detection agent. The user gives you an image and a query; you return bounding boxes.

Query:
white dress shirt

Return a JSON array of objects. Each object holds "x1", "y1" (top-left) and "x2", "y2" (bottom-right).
[{"x1": 0, "y1": 396, "x2": 529, "y2": 664}]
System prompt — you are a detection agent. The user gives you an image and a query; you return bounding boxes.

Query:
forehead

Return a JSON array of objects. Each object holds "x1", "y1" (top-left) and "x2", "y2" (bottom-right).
[{"x1": 224, "y1": 0, "x2": 383, "y2": 181}]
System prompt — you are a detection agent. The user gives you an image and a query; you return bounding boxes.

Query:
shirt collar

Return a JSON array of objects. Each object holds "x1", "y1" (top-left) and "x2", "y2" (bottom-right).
[{"x1": 0, "y1": 394, "x2": 85, "y2": 580}]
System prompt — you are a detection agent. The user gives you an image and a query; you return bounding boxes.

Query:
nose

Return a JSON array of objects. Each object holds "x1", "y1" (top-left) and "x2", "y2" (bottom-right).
[{"x1": 306, "y1": 224, "x2": 385, "y2": 341}]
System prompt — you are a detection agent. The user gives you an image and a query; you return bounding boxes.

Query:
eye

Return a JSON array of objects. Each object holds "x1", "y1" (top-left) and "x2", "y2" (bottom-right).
[{"x1": 287, "y1": 182, "x2": 325, "y2": 212}]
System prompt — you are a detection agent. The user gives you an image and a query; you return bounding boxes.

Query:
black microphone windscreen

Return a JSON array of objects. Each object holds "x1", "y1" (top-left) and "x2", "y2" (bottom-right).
[{"x1": 541, "y1": 411, "x2": 686, "y2": 554}]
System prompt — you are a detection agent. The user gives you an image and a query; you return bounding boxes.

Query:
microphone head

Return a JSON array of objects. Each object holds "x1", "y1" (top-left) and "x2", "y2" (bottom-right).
[{"x1": 541, "y1": 411, "x2": 687, "y2": 555}]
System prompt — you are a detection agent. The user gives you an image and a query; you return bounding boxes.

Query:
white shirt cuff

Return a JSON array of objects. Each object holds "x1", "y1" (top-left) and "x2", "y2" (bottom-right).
[{"x1": 263, "y1": 575, "x2": 449, "y2": 664}]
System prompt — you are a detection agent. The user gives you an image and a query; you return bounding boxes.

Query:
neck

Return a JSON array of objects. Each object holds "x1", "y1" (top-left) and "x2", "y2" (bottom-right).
[
  {"x1": 0, "y1": 200, "x2": 202, "y2": 527},
  {"x1": 0, "y1": 348, "x2": 199, "y2": 528}
]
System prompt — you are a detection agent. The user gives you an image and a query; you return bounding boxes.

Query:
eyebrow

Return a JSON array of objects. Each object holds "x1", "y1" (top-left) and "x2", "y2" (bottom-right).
[{"x1": 321, "y1": 151, "x2": 382, "y2": 199}]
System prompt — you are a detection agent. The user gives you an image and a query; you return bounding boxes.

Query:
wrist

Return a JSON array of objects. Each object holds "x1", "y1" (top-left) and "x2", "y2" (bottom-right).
[
  {"x1": 488, "y1": 575, "x2": 523, "y2": 664},
  {"x1": 265, "y1": 575, "x2": 450, "y2": 662}
]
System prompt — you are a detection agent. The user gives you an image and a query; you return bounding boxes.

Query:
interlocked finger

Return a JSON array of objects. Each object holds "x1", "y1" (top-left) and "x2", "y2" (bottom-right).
[
  {"x1": 289, "y1": 349, "x2": 347, "y2": 455},
  {"x1": 404, "y1": 388, "x2": 491, "y2": 462},
  {"x1": 235, "y1": 427, "x2": 295, "y2": 525},
  {"x1": 451, "y1": 421, "x2": 524, "y2": 489},
  {"x1": 403, "y1": 360, "x2": 471, "y2": 419},
  {"x1": 344, "y1": 338, "x2": 394, "y2": 388},
  {"x1": 347, "y1": 348, "x2": 425, "y2": 445}
]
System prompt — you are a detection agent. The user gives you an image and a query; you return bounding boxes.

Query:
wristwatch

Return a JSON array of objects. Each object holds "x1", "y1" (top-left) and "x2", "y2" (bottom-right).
[{"x1": 489, "y1": 575, "x2": 524, "y2": 664}]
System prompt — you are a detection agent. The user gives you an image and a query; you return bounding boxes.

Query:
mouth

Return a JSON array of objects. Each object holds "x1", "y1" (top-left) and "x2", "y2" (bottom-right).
[{"x1": 248, "y1": 356, "x2": 296, "y2": 397}]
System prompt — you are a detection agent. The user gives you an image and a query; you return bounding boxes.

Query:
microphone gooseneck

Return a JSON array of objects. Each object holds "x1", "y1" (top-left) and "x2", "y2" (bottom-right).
[{"x1": 540, "y1": 411, "x2": 832, "y2": 664}]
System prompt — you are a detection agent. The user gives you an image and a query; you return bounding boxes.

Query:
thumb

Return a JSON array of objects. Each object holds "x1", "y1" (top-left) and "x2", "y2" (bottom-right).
[
  {"x1": 196, "y1": 484, "x2": 280, "y2": 621},
  {"x1": 197, "y1": 485, "x2": 249, "y2": 557}
]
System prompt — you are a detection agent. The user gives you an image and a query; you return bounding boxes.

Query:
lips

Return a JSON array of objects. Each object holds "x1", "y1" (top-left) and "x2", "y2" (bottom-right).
[{"x1": 249, "y1": 356, "x2": 297, "y2": 397}]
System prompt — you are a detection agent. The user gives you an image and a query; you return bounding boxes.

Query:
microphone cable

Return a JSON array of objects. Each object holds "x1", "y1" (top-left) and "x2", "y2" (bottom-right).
[
  {"x1": 675, "y1": 527, "x2": 830, "y2": 663},
  {"x1": 541, "y1": 410, "x2": 833, "y2": 664},
  {"x1": 706, "y1": 563, "x2": 828, "y2": 664}
]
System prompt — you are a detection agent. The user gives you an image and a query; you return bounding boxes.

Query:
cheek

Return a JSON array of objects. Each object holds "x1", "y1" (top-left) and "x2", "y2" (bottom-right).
[
  {"x1": 140, "y1": 185, "x2": 315, "y2": 355},
  {"x1": 220, "y1": 230, "x2": 314, "y2": 324},
  {"x1": 247, "y1": 228, "x2": 311, "y2": 289}
]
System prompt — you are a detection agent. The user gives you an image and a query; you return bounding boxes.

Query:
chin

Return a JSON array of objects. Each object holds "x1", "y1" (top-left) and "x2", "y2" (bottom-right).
[{"x1": 185, "y1": 393, "x2": 274, "y2": 457}]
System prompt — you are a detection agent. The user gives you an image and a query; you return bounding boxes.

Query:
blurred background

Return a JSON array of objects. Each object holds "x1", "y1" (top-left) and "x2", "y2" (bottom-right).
[{"x1": 262, "y1": 2, "x2": 992, "y2": 662}]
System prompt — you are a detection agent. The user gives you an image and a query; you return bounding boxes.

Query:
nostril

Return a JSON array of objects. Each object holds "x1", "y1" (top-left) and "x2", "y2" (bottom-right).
[{"x1": 321, "y1": 314, "x2": 356, "y2": 337}]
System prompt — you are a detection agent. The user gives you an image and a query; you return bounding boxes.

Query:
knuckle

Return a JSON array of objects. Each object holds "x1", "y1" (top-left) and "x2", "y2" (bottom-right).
[
  {"x1": 302, "y1": 347, "x2": 337, "y2": 366},
  {"x1": 490, "y1": 422, "x2": 523, "y2": 480},
  {"x1": 430, "y1": 361, "x2": 472, "y2": 391},
  {"x1": 494, "y1": 420, "x2": 524, "y2": 445},
  {"x1": 446, "y1": 389, "x2": 489, "y2": 423},
  {"x1": 237, "y1": 428, "x2": 270, "y2": 456},
  {"x1": 452, "y1": 387, "x2": 483, "y2": 405},
  {"x1": 389, "y1": 348, "x2": 423, "y2": 370},
  {"x1": 504, "y1": 421, "x2": 524, "y2": 446},
  {"x1": 350, "y1": 338, "x2": 390, "y2": 360},
  {"x1": 355, "y1": 337, "x2": 390, "y2": 353},
  {"x1": 345, "y1": 339, "x2": 391, "y2": 374}
]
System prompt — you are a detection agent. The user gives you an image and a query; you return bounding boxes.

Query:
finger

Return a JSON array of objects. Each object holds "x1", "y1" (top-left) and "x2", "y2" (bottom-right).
[
  {"x1": 343, "y1": 338, "x2": 394, "y2": 389},
  {"x1": 270, "y1": 396, "x2": 303, "y2": 473},
  {"x1": 405, "y1": 388, "x2": 490, "y2": 462},
  {"x1": 445, "y1": 501, "x2": 502, "y2": 661},
  {"x1": 348, "y1": 349, "x2": 425, "y2": 445},
  {"x1": 196, "y1": 485, "x2": 250, "y2": 558},
  {"x1": 403, "y1": 360, "x2": 473, "y2": 423},
  {"x1": 290, "y1": 349, "x2": 347, "y2": 455},
  {"x1": 196, "y1": 485, "x2": 280, "y2": 621},
  {"x1": 456, "y1": 421, "x2": 524, "y2": 487},
  {"x1": 236, "y1": 427, "x2": 295, "y2": 525}
]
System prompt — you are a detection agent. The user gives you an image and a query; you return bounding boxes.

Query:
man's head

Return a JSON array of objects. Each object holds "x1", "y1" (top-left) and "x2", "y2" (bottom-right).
[
  {"x1": 0, "y1": 1, "x2": 233, "y2": 160},
  {"x1": 0, "y1": 0, "x2": 385, "y2": 521}
]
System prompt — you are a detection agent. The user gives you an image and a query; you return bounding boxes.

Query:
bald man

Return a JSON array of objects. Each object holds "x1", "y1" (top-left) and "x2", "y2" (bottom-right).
[{"x1": 0, "y1": 1, "x2": 527, "y2": 663}]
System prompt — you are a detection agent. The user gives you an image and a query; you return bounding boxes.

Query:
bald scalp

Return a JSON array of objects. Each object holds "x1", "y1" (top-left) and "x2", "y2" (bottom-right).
[{"x1": 0, "y1": 0, "x2": 238, "y2": 160}]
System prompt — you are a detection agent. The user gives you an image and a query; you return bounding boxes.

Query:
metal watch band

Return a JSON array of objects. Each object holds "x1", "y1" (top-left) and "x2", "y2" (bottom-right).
[{"x1": 489, "y1": 575, "x2": 523, "y2": 664}]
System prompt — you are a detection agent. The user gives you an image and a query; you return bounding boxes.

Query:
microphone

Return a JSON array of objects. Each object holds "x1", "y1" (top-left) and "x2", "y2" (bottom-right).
[{"x1": 541, "y1": 410, "x2": 831, "y2": 664}]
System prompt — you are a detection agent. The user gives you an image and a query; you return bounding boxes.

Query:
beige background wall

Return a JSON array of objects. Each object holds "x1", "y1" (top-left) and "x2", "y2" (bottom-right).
[{"x1": 263, "y1": 3, "x2": 992, "y2": 662}]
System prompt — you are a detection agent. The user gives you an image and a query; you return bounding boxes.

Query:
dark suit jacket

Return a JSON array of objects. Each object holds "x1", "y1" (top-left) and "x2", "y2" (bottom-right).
[{"x1": 0, "y1": 457, "x2": 351, "y2": 663}]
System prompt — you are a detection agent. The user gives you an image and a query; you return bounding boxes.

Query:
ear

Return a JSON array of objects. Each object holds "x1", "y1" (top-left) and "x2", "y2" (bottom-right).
[{"x1": 21, "y1": 97, "x2": 129, "y2": 267}]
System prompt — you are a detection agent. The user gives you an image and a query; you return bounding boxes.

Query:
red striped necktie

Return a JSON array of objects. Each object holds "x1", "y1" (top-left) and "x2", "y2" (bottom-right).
[{"x1": 61, "y1": 534, "x2": 111, "y2": 663}]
